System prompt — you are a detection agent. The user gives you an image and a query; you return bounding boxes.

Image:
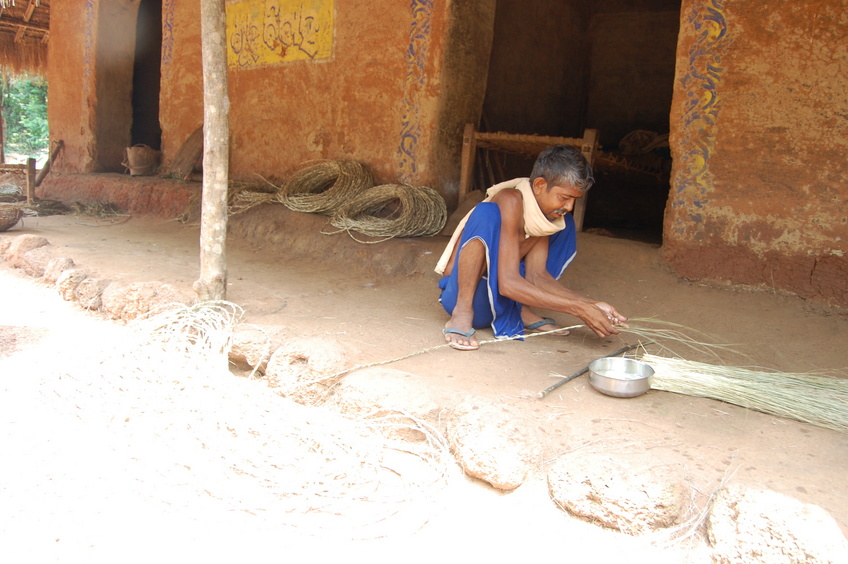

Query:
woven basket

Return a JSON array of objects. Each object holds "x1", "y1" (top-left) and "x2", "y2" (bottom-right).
[
  {"x1": 122, "y1": 144, "x2": 160, "y2": 176},
  {"x1": 0, "y1": 204, "x2": 23, "y2": 232}
]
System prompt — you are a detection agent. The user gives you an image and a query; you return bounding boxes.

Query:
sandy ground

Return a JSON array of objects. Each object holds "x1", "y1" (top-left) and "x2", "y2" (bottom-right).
[{"x1": 1, "y1": 213, "x2": 847, "y2": 562}]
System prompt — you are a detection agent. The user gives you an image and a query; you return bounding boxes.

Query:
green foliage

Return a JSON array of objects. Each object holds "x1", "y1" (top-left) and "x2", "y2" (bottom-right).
[{"x1": 1, "y1": 75, "x2": 49, "y2": 155}]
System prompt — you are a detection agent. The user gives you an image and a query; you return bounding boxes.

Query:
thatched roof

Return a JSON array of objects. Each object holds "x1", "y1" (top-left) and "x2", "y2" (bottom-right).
[{"x1": 0, "y1": 0, "x2": 49, "y2": 77}]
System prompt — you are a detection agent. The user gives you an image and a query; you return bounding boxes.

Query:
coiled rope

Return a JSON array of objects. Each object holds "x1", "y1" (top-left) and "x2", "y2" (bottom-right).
[
  {"x1": 224, "y1": 160, "x2": 448, "y2": 242},
  {"x1": 326, "y1": 183, "x2": 447, "y2": 242},
  {"x1": 277, "y1": 160, "x2": 374, "y2": 216}
]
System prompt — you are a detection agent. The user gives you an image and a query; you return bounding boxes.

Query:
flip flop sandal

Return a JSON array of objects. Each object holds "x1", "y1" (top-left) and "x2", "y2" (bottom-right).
[
  {"x1": 524, "y1": 317, "x2": 558, "y2": 332},
  {"x1": 524, "y1": 317, "x2": 570, "y2": 335},
  {"x1": 443, "y1": 328, "x2": 479, "y2": 351}
]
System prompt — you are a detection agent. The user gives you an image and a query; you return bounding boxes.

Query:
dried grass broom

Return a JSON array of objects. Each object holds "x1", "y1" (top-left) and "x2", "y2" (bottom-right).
[{"x1": 642, "y1": 353, "x2": 848, "y2": 433}]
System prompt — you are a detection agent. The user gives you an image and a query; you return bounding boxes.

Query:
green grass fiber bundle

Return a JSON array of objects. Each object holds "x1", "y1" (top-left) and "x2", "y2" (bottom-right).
[{"x1": 642, "y1": 353, "x2": 848, "y2": 433}]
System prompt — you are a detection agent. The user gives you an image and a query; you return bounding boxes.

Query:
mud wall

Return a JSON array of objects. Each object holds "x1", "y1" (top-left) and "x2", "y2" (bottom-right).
[
  {"x1": 47, "y1": 1, "x2": 99, "y2": 173},
  {"x1": 666, "y1": 0, "x2": 848, "y2": 306},
  {"x1": 158, "y1": 0, "x2": 494, "y2": 207},
  {"x1": 48, "y1": 0, "x2": 140, "y2": 173},
  {"x1": 48, "y1": 0, "x2": 494, "y2": 207}
]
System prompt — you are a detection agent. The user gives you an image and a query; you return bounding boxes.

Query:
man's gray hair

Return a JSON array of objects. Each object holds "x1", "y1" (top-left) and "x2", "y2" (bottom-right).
[{"x1": 530, "y1": 145, "x2": 594, "y2": 191}]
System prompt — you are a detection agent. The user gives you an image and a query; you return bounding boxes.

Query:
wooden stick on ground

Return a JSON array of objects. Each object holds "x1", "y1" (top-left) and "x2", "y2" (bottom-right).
[{"x1": 538, "y1": 342, "x2": 645, "y2": 399}]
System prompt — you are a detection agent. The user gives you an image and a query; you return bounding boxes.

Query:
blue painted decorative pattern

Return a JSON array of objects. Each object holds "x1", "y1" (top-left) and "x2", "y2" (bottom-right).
[
  {"x1": 672, "y1": 0, "x2": 732, "y2": 235},
  {"x1": 162, "y1": 0, "x2": 176, "y2": 81},
  {"x1": 395, "y1": 0, "x2": 433, "y2": 182},
  {"x1": 82, "y1": 0, "x2": 95, "y2": 102}
]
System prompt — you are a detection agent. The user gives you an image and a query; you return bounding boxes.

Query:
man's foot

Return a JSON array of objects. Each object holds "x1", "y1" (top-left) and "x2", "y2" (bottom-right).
[
  {"x1": 443, "y1": 327, "x2": 479, "y2": 350},
  {"x1": 444, "y1": 309, "x2": 480, "y2": 350},
  {"x1": 522, "y1": 313, "x2": 570, "y2": 335}
]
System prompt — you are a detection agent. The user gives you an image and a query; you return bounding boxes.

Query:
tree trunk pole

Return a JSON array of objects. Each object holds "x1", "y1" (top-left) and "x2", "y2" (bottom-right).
[{"x1": 194, "y1": 0, "x2": 230, "y2": 302}]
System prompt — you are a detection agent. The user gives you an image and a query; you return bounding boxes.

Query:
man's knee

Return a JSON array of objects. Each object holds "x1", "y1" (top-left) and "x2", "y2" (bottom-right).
[{"x1": 457, "y1": 238, "x2": 488, "y2": 277}]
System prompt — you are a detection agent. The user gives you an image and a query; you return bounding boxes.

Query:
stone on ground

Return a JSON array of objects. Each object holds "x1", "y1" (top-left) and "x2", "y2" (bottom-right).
[
  {"x1": 20, "y1": 246, "x2": 55, "y2": 277},
  {"x1": 327, "y1": 367, "x2": 445, "y2": 443},
  {"x1": 3, "y1": 234, "x2": 49, "y2": 268},
  {"x1": 446, "y1": 399, "x2": 542, "y2": 491},
  {"x1": 56, "y1": 269, "x2": 89, "y2": 301},
  {"x1": 229, "y1": 325, "x2": 275, "y2": 373},
  {"x1": 100, "y1": 281, "x2": 193, "y2": 322},
  {"x1": 265, "y1": 337, "x2": 349, "y2": 405},
  {"x1": 73, "y1": 277, "x2": 111, "y2": 310},
  {"x1": 707, "y1": 484, "x2": 848, "y2": 564},
  {"x1": 42, "y1": 257, "x2": 75, "y2": 284},
  {"x1": 547, "y1": 453, "x2": 687, "y2": 535},
  {"x1": 329, "y1": 366, "x2": 442, "y2": 418}
]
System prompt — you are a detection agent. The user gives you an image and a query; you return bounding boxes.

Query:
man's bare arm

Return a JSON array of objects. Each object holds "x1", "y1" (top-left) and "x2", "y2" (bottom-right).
[{"x1": 494, "y1": 204, "x2": 627, "y2": 337}]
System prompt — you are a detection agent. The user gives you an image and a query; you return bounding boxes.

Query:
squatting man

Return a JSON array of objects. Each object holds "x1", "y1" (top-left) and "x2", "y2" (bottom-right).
[{"x1": 435, "y1": 145, "x2": 627, "y2": 351}]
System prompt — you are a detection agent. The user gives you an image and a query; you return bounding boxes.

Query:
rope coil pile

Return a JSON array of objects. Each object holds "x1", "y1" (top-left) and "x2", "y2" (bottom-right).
[
  {"x1": 225, "y1": 159, "x2": 447, "y2": 241},
  {"x1": 329, "y1": 183, "x2": 447, "y2": 240},
  {"x1": 277, "y1": 160, "x2": 374, "y2": 216}
]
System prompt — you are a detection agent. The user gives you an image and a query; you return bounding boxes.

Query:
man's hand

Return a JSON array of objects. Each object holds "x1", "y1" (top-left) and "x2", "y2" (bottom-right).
[{"x1": 579, "y1": 301, "x2": 629, "y2": 338}]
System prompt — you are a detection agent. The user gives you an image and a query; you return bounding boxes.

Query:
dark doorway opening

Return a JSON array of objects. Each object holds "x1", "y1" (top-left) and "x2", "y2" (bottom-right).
[
  {"x1": 479, "y1": 0, "x2": 680, "y2": 245},
  {"x1": 131, "y1": 0, "x2": 163, "y2": 150}
]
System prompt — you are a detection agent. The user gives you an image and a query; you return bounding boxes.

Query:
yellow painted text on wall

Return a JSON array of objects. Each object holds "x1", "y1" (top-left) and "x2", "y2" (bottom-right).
[{"x1": 227, "y1": 0, "x2": 334, "y2": 68}]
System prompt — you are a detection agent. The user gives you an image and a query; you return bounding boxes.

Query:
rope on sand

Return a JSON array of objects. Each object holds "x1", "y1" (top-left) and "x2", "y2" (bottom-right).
[
  {"x1": 320, "y1": 318, "x2": 740, "y2": 392},
  {"x1": 324, "y1": 324, "x2": 583, "y2": 384}
]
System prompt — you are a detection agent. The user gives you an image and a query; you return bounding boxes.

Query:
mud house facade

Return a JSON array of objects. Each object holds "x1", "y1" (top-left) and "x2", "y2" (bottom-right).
[{"x1": 38, "y1": 0, "x2": 848, "y2": 306}]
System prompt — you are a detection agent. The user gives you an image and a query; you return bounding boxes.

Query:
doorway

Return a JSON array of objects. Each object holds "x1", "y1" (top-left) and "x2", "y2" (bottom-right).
[
  {"x1": 478, "y1": 0, "x2": 680, "y2": 245},
  {"x1": 131, "y1": 0, "x2": 163, "y2": 150}
]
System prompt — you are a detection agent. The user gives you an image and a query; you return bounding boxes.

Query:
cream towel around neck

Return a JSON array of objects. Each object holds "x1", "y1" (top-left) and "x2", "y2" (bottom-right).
[{"x1": 434, "y1": 178, "x2": 565, "y2": 275}]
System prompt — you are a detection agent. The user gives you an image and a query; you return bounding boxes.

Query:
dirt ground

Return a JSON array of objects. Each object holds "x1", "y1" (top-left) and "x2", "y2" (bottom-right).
[{"x1": 1, "y1": 212, "x2": 847, "y2": 562}]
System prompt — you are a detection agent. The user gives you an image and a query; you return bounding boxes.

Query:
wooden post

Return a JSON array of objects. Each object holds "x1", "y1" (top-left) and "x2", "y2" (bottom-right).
[
  {"x1": 25, "y1": 157, "x2": 36, "y2": 204},
  {"x1": 573, "y1": 128, "x2": 600, "y2": 232},
  {"x1": 457, "y1": 122, "x2": 478, "y2": 205},
  {"x1": 193, "y1": 0, "x2": 230, "y2": 302},
  {"x1": 0, "y1": 79, "x2": 4, "y2": 165}
]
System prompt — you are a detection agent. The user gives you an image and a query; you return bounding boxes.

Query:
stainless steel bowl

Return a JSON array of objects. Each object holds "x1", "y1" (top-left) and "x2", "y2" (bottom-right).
[{"x1": 587, "y1": 357, "x2": 654, "y2": 398}]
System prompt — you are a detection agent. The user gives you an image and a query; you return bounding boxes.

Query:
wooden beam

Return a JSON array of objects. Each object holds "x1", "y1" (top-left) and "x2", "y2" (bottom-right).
[
  {"x1": 14, "y1": 25, "x2": 24, "y2": 42},
  {"x1": 35, "y1": 140, "x2": 63, "y2": 187},
  {"x1": 23, "y1": 0, "x2": 36, "y2": 22},
  {"x1": 0, "y1": 20, "x2": 49, "y2": 33},
  {"x1": 1, "y1": 0, "x2": 39, "y2": 9}
]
